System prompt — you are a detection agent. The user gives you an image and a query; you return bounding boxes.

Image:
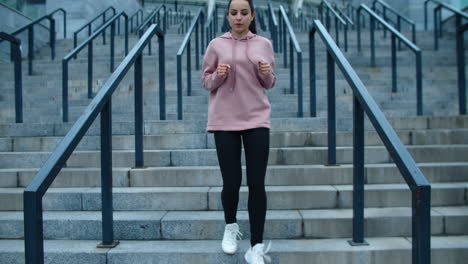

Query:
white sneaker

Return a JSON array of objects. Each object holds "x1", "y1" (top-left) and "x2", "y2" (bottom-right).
[
  {"x1": 221, "y1": 223, "x2": 242, "y2": 254},
  {"x1": 244, "y1": 242, "x2": 272, "y2": 264}
]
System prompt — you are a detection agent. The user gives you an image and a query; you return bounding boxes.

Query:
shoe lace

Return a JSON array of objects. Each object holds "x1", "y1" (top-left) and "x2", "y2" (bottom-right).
[
  {"x1": 225, "y1": 225, "x2": 242, "y2": 242},
  {"x1": 253, "y1": 241, "x2": 272, "y2": 263}
]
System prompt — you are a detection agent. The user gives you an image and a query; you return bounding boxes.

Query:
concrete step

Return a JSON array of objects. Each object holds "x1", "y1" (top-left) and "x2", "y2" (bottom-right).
[
  {"x1": 1, "y1": 236, "x2": 467, "y2": 264},
  {"x1": 1, "y1": 162, "x2": 467, "y2": 188},
  {"x1": 1, "y1": 115, "x2": 467, "y2": 137},
  {"x1": 1, "y1": 144, "x2": 468, "y2": 168},
  {"x1": 1, "y1": 207, "x2": 467, "y2": 240},
  {"x1": 1, "y1": 182, "x2": 467, "y2": 211},
  {"x1": 1, "y1": 128, "x2": 467, "y2": 152}
]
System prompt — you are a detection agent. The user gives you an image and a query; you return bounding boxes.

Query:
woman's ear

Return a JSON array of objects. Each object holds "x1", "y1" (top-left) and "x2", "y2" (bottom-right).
[{"x1": 251, "y1": 11, "x2": 256, "y2": 21}]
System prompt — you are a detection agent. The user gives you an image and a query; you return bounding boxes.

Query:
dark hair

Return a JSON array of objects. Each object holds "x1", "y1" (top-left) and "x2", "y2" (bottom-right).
[{"x1": 226, "y1": 0, "x2": 257, "y2": 34}]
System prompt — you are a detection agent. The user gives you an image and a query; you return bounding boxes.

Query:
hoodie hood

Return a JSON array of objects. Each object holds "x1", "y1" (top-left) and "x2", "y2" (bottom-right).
[{"x1": 220, "y1": 31, "x2": 257, "y2": 41}]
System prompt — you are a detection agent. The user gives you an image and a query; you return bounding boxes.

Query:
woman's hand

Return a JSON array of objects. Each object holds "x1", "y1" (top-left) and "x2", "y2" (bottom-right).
[
  {"x1": 258, "y1": 61, "x2": 271, "y2": 74},
  {"x1": 216, "y1": 64, "x2": 230, "y2": 76}
]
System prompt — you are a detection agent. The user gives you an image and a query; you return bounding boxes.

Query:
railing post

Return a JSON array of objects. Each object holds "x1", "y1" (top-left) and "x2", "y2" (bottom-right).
[
  {"x1": 416, "y1": 50, "x2": 423, "y2": 116},
  {"x1": 309, "y1": 29, "x2": 316, "y2": 117},
  {"x1": 433, "y1": 7, "x2": 438, "y2": 50},
  {"x1": 297, "y1": 51, "x2": 303, "y2": 117},
  {"x1": 335, "y1": 17, "x2": 339, "y2": 47},
  {"x1": 50, "y1": 18, "x2": 56, "y2": 60},
  {"x1": 88, "y1": 41, "x2": 93, "y2": 98},
  {"x1": 456, "y1": 16, "x2": 466, "y2": 115},
  {"x1": 28, "y1": 26, "x2": 34, "y2": 75},
  {"x1": 391, "y1": 34, "x2": 397, "y2": 93},
  {"x1": 349, "y1": 96, "x2": 369, "y2": 247},
  {"x1": 110, "y1": 21, "x2": 115, "y2": 72},
  {"x1": 344, "y1": 23, "x2": 348, "y2": 52},
  {"x1": 159, "y1": 33, "x2": 166, "y2": 120},
  {"x1": 327, "y1": 51, "x2": 336, "y2": 166},
  {"x1": 412, "y1": 185, "x2": 431, "y2": 264},
  {"x1": 135, "y1": 53, "x2": 144, "y2": 168},
  {"x1": 12, "y1": 41, "x2": 23, "y2": 123},
  {"x1": 102, "y1": 13, "x2": 107, "y2": 45},
  {"x1": 370, "y1": 17, "x2": 376, "y2": 67},
  {"x1": 283, "y1": 19, "x2": 287, "y2": 67},
  {"x1": 125, "y1": 16, "x2": 128, "y2": 55},
  {"x1": 24, "y1": 191, "x2": 44, "y2": 264},
  {"x1": 195, "y1": 20, "x2": 200, "y2": 70},
  {"x1": 357, "y1": 8, "x2": 361, "y2": 52},
  {"x1": 289, "y1": 37, "x2": 294, "y2": 94},
  {"x1": 62, "y1": 60, "x2": 69, "y2": 122},
  {"x1": 412, "y1": 24, "x2": 416, "y2": 44},
  {"x1": 187, "y1": 40, "x2": 192, "y2": 96},
  {"x1": 424, "y1": 1, "x2": 428, "y2": 31},
  {"x1": 397, "y1": 16, "x2": 402, "y2": 50},
  {"x1": 98, "y1": 99, "x2": 119, "y2": 249},
  {"x1": 177, "y1": 54, "x2": 183, "y2": 120}
]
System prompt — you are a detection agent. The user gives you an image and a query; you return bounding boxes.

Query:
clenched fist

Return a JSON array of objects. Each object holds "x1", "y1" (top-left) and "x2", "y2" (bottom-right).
[
  {"x1": 258, "y1": 61, "x2": 271, "y2": 74},
  {"x1": 216, "y1": 64, "x2": 230, "y2": 76}
]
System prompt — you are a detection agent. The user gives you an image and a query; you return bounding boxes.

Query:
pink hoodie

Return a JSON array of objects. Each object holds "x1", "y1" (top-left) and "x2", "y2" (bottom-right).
[{"x1": 201, "y1": 31, "x2": 276, "y2": 131}]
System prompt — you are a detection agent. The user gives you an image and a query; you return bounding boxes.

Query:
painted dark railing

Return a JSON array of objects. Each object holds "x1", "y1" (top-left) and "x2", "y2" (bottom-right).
[
  {"x1": 23, "y1": 23, "x2": 165, "y2": 264},
  {"x1": 257, "y1": 7, "x2": 267, "y2": 31},
  {"x1": 0, "y1": 32, "x2": 22, "y2": 123},
  {"x1": 319, "y1": 0, "x2": 348, "y2": 51},
  {"x1": 267, "y1": 2, "x2": 279, "y2": 52},
  {"x1": 205, "y1": 4, "x2": 218, "y2": 44},
  {"x1": 136, "y1": 5, "x2": 167, "y2": 56},
  {"x1": 129, "y1": 8, "x2": 144, "y2": 33},
  {"x1": 372, "y1": 0, "x2": 416, "y2": 47},
  {"x1": 334, "y1": 4, "x2": 355, "y2": 30},
  {"x1": 176, "y1": 8, "x2": 206, "y2": 120},
  {"x1": 424, "y1": 0, "x2": 468, "y2": 50},
  {"x1": 457, "y1": 22, "x2": 467, "y2": 115},
  {"x1": 178, "y1": 10, "x2": 192, "y2": 35},
  {"x1": 5, "y1": 8, "x2": 66, "y2": 75},
  {"x1": 310, "y1": 19, "x2": 431, "y2": 264},
  {"x1": 73, "y1": 7, "x2": 116, "y2": 52},
  {"x1": 357, "y1": 4, "x2": 423, "y2": 115},
  {"x1": 278, "y1": 5, "x2": 304, "y2": 117},
  {"x1": 62, "y1": 12, "x2": 129, "y2": 122}
]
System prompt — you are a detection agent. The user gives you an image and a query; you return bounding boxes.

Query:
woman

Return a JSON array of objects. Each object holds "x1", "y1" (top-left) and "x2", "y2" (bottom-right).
[{"x1": 201, "y1": 0, "x2": 276, "y2": 263}]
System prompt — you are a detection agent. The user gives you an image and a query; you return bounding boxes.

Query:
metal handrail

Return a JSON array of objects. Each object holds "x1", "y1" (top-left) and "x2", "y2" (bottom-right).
[
  {"x1": 73, "y1": 7, "x2": 116, "y2": 50},
  {"x1": 372, "y1": 0, "x2": 416, "y2": 45},
  {"x1": 0, "y1": 32, "x2": 22, "y2": 123},
  {"x1": 424, "y1": 0, "x2": 468, "y2": 50},
  {"x1": 456, "y1": 22, "x2": 467, "y2": 115},
  {"x1": 129, "y1": 8, "x2": 144, "y2": 33},
  {"x1": 319, "y1": 0, "x2": 348, "y2": 51},
  {"x1": 357, "y1": 4, "x2": 423, "y2": 115},
  {"x1": 24, "y1": 23, "x2": 165, "y2": 264},
  {"x1": 310, "y1": 19, "x2": 431, "y2": 264},
  {"x1": 62, "y1": 12, "x2": 129, "y2": 122},
  {"x1": 136, "y1": 5, "x2": 167, "y2": 34},
  {"x1": 136, "y1": 5, "x2": 167, "y2": 57},
  {"x1": 278, "y1": 5, "x2": 303, "y2": 117},
  {"x1": 334, "y1": 4, "x2": 354, "y2": 27},
  {"x1": 5, "y1": 8, "x2": 66, "y2": 75},
  {"x1": 424, "y1": 0, "x2": 468, "y2": 30},
  {"x1": 204, "y1": 3, "x2": 216, "y2": 50},
  {"x1": 267, "y1": 2, "x2": 279, "y2": 52},
  {"x1": 176, "y1": 8, "x2": 206, "y2": 120}
]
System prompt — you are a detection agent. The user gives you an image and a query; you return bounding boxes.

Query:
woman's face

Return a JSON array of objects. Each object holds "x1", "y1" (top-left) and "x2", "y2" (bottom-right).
[{"x1": 227, "y1": 0, "x2": 255, "y2": 37}]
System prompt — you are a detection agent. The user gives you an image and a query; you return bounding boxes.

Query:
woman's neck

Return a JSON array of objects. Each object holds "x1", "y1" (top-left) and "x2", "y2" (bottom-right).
[{"x1": 231, "y1": 30, "x2": 249, "y2": 39}]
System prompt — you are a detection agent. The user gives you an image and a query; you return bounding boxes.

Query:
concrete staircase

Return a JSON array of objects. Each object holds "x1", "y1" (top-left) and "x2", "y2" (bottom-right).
[{"x1": 0, "y1": 3, "x2": 468, "y2": 263}]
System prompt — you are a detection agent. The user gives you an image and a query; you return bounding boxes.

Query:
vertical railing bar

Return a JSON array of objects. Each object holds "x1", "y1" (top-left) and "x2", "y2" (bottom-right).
[
  {"x1": 159, "y1": 32, "x2": 166, "y2": 120},
  {"x1": 327, "y1": 51, "x2": 336, "y2": 166},
  {"x1": 99, "y1": 99, "x2": 117, "y2": 247},
  {"x1": 135, "y1": 52, "x2": 144, "y2": 167},
  {"x1": 88, "y1": 41, "x2": 93, "y2": 98}
]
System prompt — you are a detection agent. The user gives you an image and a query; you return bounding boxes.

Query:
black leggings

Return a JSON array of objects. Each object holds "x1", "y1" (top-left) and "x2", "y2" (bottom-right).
[{"x1": 214, "y1": 127, "x2": 269, "y2": 247}]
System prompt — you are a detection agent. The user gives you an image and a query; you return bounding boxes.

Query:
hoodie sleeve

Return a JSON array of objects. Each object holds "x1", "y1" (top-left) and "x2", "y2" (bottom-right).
[
  {"x1": 257, "y1": 39, "x2": 276, "y2": 89},
  {"x1": 201, "y1": 40, "x2": 228, "y2": 91}
]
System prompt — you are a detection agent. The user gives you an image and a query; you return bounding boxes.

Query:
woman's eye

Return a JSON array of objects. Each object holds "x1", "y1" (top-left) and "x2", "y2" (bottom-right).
[
  {"x1": 242, "y1": 11, "x2": 249, "y2": 16},
  {"x1": 230, "y1": 11, "x2": 237, "y2": 15}
]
